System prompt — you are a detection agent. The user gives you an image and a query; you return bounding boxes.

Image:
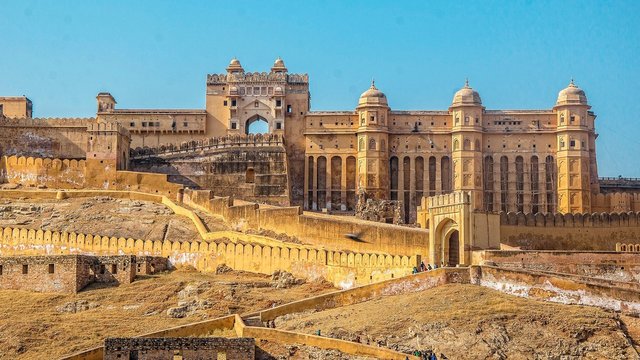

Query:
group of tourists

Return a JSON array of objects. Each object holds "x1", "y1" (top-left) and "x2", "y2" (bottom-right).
[
  {"x1": 408, "y1": 350, "x2": 445, "y2": 359},
  {"x1": 412, "y1": 261, "x2": 446, "y2": 274}
]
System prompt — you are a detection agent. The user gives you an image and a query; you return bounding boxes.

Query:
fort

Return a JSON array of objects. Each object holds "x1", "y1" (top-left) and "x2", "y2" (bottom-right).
[{"x1": 1, "y1": 58, "x2": 640, "y2": 359}]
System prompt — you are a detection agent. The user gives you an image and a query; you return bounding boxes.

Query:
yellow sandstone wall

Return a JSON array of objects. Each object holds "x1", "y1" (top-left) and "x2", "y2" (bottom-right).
[
  {"x1": 497, "y1": 211, "x2": 640, "y2": 250},
  {"x1": 0, "y1": 155, "x2": 182, "y2": 198},
  {"x1": 0, "y1": 225, "x2": 415, "y2": 287},
  {"x1": 183, "y1": 189, "x2": 430, "y2": 259}
]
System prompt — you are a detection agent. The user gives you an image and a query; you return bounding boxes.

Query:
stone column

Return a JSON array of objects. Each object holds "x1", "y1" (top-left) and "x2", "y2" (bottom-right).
[
  {"x1": 326, "y1": 157, "x2": 332, "y2": 210},
  {"x1": 341, "y1": 156, "x2": 347, "y2": 211},
  {"x1": 409, "y1": 156, "x2": 416, "y2": 222},
  {"x1": 398, "y1": 156, "x2": 405, "y2": 204},
  {"x1": 304, "y1": 156, "x2": 309, "y2": 210},
  {"x1": 312, "y1": 157, "x2": 318, "y2": 210}
]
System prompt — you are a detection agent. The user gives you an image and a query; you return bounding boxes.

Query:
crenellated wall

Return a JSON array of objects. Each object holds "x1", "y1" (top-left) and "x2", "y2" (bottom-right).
[
  {"x1": 497, "y1": 210, "x2": 640, "y2": 250},
  {"x1": 0, "y1": 226, "x2": 417, "y2": 287},
  {"x1": 183, "y1": 189, "x2": 430, "y2": 260},
  {"x1": 0, "y1": 155, "x2": 86, "y2": 188},
  {"x1": 0, "y1": 155, "x2": 182, "y2": 198}
]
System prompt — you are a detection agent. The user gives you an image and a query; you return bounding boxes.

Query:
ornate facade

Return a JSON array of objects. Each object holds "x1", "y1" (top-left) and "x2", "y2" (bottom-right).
[{"x1": 0, "y1": 58, "x2": 626, "y2": 222}]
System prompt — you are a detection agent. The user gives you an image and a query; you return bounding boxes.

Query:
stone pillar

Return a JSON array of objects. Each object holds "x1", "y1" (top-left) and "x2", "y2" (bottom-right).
[
  {"x1": 436, "y1": 157, "x2": 442, "y2": 194},
  {"x1": 398, "y1": 157, "x2": 405, "y2": 204},
  {"x1": 312, "y1": 158, "x2": 318, "y2": 210},
  {"x1": 409, "y1": 156, "x2": 416, "y2": 222},
  {"x1": 341, "y1": 156, "x2": 347, "y2": 211},
  {"x1": 304, "y1": 156, "x2": 309, "y2": 210},
  {"x1": 326, "y1": 158, "x2": 332, "y2": 210}
]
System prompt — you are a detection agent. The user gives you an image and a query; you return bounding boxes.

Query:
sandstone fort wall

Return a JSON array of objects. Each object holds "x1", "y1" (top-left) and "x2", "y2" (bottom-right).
[
  {"x1": 474, "y1": 250, "x2": 640, "y2": 283},
  {"x1": 0, "y1": 225, "x2": 416, "y2": 287},
  {"x1": 0, "y1": 155, "x2": 182, "y2": 198},
  {"x1": 498, "y1": 210, "x2": 640, "y2": 250},
  {"x1": 0, "y1": 118, "x2": 91, "y2": 159},
  {"x1": 184, "y1": 189, "x2": 430, "y2": 259}
]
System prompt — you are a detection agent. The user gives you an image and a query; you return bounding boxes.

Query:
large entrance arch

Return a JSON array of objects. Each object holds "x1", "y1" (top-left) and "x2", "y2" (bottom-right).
[{"x1": 246, "y1": 116, "x2": 269, "y2": 134}]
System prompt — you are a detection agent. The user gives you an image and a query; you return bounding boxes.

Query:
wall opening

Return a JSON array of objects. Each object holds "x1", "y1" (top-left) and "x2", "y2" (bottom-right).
[
  {"x1": 245, "y1": 168, "x2": 255, "y2": 183},
  {"x1": 246, "y1": 116, "x2": 269, "y2": 134},
  {"x1": 48, "y1": 264, "x2": 55, "y2": 274},
  {"x1": 448, "y1": 230, "x2": 460, "y2": 266},
  {"x1": 111, "y1": 264, "x2": 118, "y2": 274},
  {"x1": 22, "y1": 264, "x2": 28, "y2": 274}
]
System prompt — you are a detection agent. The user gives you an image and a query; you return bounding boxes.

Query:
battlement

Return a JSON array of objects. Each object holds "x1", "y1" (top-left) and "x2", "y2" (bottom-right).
[
  {"x1": 130, "y1": 133, "x2": 285, "y2": 158},
  {"x1": 207, "y1": 72, "x2": 309, "y2": 85},
  {"x1": 0, "y1": 117, "x2": 94, "y2": 128},
  {"x1": 423, "y1": 191, "x2": 471, "y2": 210},
  {"x1": 87, "y1": 121, "x2": 131, "y2": 138},
  {"x1": 2, "y1": 155, "x2": 86, "y2": 170},
  {"x1": 498, "y1": 209, "x2": 640, "y2": 228}
]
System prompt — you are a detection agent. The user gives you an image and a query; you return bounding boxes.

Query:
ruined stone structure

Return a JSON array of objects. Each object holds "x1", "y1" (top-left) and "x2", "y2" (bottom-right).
[
  {"x1": 104, "y1": 337, "x2": 255, "y2": 360},
  {"x1": 0, "y1": 255, "x2": 143, "y2": 293}
]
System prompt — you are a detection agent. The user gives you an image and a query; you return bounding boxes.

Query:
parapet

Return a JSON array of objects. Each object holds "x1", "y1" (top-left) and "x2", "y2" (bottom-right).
[
  {"x1": 104, "y1": 337, "x2": 255, "y2": 360},
  {"x1": 498, "y1": 210, "x2": 640, "y2": 227},
  {"x1": 207, "y1": 71, "x2": 308, "y2": 85},
  {"x1": 87, "y1": 121, "x2": 131, "y2": 138},
  {"x1": 0, "y1": 117, "x2": 94, "y2": 128},
  {"x1": 130, "y1": 133, "x2": 284, "y2": 158}
]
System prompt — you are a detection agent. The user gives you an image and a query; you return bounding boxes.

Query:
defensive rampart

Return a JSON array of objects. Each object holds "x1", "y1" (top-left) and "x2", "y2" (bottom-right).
[
  {"x1": 0, "y1": 155, "x2": 182, "y2": 197},
  {"x1": 498, "y1": 210, "x2": 640, "y2": 250},
  {"x1": 0, "y1": 117, "x2": 91, "y2": 159},
  {"x1": 473, "y1": 250, "x2": 640, "y2": 283},
  {"x1": 183, "y1": 189, "x2": 430, "y2": 259}
]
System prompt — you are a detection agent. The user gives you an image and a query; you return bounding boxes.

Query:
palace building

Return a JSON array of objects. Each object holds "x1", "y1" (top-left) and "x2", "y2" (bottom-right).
[{"x1": 0, "y1": 58, "x2": 635, "y2": 223}]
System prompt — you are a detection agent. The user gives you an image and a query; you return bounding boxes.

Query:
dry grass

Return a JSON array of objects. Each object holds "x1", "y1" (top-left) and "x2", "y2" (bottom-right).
[
  {"x1": 0, "y1": 268, "x2": 334, "y2": 359},
  {"x1": 277, "y1": 284, "x2": 639, "y2": 359}
]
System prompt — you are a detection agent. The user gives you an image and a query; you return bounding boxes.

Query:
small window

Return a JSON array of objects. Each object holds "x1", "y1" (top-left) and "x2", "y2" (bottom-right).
[
  {"x1": 183, "y1": 122, "x2": 188, "y2": 127},
  {"x1": 48, "y1": 264, "x2": 55, "y2": 274},
  {"x1": 223, "y1": 100, "x2": 228, "y2": 106},
  {"x1": 276, "y1": 99, "x2": 282, "y2": 107},
  {"x1": 254, "y1": 101, "x2": 259, "y2": 107},
  {"x1": 287, "y1": 105, "x2": 292, "y2": 113},
  {"x1": 0, "y1": 265, "x2": 3, "y2": 275},
  {"x1": 142, "y1": 122, "x2": 147, "y2": 127},
  {"x1": 570, "y1": 140, "x2": 576, "y2": 147},
  {"x1": 112, "y1": 264, "x2": 118, "y2": 274},
  {"x1": 246, "y1": 168, "x2": 255, "y2": 183},
  {"x1": 129, "y1": 122, "x2": 135, "y2": 127},
  {"x1": 22, "y1": 264, "x2": 28, "y2": 274},
  {"x1": 100, "y1": 264, "x2": 106, "y2": 274},
  {"x1": 570, "y1": 115, "x2": 576, "y2": 123},
  {"x1": 231, "y1": 99, "x2": 237, "y2": 106},
  {"x1": 231, "y1": 122, "x2": 237, "y2": 130},
  {"x1": 276, "y1": 122, "x2": 282, "y2": 130}
]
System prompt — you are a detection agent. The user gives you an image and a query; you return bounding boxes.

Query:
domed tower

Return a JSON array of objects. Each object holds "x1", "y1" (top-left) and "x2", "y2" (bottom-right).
[
  {"x1": 226, "y1": 58, "x2": 244, "y2": 74},
  {"x1": 449, "y1": 80, "x2": 484, "y2": 209},
  {"x1": 553, "y1": 80, "x2": 595, "y2": 213},
  {"x1": 271, "y1": 57, "x2": 288, "y2": 73},
  {"x1": 356, "y1": 81, "x2": 390, "y2": 200}
]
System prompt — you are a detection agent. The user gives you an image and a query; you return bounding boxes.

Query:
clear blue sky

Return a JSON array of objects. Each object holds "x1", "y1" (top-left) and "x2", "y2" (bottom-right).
[{"x1": 1, "y1": 1, "x2": 639, "y2": 176}]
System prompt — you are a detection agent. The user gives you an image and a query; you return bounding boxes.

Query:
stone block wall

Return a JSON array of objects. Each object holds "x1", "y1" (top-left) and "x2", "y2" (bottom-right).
[
  {"x1": 0, "y1": 255, "x2": 87, "y2": 293},
  {"x1": 475, "y1": 250, "x2": 640, "y2": 283},
  {"x1": 183, "y1": 189, "x2": 430, "y2": 260},
  {"x1": 104, "y1": 337, "x2": 255, "y2": 360},
  {"x1": 0, "y1": 255, "x2": 142, "y2": 293},
  {"x1": 130, "y1": 134, "x2": 289, "y2": 205},
  {"x1": 0, "y1": 118, "x2": 90, "y2": 159}
]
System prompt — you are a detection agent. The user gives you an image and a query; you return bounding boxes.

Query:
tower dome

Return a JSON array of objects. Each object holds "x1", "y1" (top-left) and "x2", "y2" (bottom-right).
[
  {"x1": 556, "y1": 79, "x2": 588, "y2": 106},
  {"x1": 226, "y1": 58, "x2": 244, "y2": 73},
  {"x1": 358, "y1": 80, "x2": 388, "y2": 106},
  {"x1": 271, "y1": 57, "x2": 287, "y2": 73},
  {"x1": 451, "y1": 79, "x2": 482, "y2": 106}
]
